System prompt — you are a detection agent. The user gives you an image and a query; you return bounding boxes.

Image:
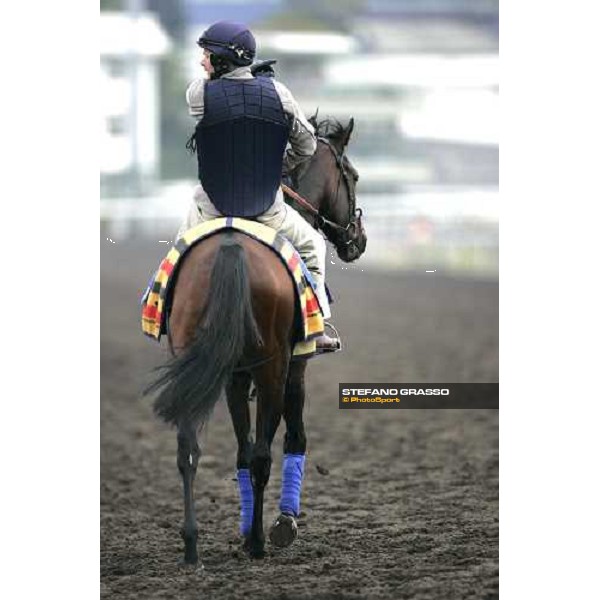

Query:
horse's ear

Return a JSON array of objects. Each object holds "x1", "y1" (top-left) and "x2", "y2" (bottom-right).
[
  {"x1": 308, "y1": 108, "x2": 319, "y2": 131},
  {"x1": 342, "y1": 117, "x2": 355, "y2": 147}
]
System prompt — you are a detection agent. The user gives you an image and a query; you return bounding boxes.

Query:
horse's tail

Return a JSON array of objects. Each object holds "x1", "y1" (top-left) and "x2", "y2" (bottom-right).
[{"x1": 146, "y1": 233, "x2": 262, "y2": 427}]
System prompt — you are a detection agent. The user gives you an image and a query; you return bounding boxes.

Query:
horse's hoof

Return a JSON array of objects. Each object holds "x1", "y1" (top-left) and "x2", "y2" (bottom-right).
[
  {"x1": 269, "y1": 513, "x2": 298, "y2": 548},
  {"x1": 242, "y1": 536, "x2": 266, "y2": 559},
  {"x1": 177, "y1": 557, "x2": 204, "y2": 572},
  {"x1": 250, "y1": 547, "x2": 266, "y2": 559}
]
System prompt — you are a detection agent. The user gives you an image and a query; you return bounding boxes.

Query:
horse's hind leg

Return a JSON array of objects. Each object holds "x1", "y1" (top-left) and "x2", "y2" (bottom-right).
[
  {"x1": 177, "y1": 417, "x2": 202, "y2": 565},
  {"x1": 246, "y1": 352, "x2": 289, "y2": 558},
  {"x1": 270, "y1": 359, "x2": 308, "y2": 548},
  {"x1": 282, "y1": 359, "x2": 308, "y2": 455},
  {"x1": 225, "y1": 371, "x2": 254, "y2": 539}
]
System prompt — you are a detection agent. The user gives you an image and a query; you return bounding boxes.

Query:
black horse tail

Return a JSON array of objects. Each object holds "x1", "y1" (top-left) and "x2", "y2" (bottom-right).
[{"x1": 146, "y1": 233, "x2": 262, "y2": 427}]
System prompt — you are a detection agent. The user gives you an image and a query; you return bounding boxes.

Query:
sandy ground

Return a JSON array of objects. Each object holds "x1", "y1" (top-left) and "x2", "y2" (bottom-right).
[{"x1": 101, "y1": 234, "x2": 498, "y2": 600}]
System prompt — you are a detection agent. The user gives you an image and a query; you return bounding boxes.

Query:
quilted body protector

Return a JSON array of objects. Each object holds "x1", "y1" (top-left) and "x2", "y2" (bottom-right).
[{"x1": 194, "y1": 77, "x2": 290, "y2": 217}]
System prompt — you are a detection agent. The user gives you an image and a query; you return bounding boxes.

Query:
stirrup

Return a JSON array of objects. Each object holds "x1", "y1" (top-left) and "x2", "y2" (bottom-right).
[{"x1": 315, "y1": 322, "x2": 342, "y2": 355}]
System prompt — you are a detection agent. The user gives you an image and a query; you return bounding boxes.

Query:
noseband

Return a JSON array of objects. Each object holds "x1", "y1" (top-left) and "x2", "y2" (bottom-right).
[{"x1": 283, "y1": 137, "x2": 365, "y2": 259}]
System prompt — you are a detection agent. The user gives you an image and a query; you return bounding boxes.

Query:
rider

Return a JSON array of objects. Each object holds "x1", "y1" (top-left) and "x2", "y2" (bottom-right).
[{"x1": 177, "y1": 20, "x2": 339, "y2": 351}]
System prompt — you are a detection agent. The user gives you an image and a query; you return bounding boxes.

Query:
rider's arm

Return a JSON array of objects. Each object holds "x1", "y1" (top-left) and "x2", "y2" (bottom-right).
[
  {"x1": 185, "y1": 79, "x2": 206, "y2": 121},
  {"x1": 273, "y1": 80, "x2": 317, "y2": 173}
]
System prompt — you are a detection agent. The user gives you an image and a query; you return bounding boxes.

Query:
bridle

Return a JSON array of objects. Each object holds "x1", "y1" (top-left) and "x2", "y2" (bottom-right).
[{"x1": 282, "y1": 137, "x2": 365, "y2": 260}]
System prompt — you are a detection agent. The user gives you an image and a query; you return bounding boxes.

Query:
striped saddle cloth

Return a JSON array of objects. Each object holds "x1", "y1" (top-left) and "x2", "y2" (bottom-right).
[{"x1": 141, "y1": 217, "x2": 325, "y2": 359}]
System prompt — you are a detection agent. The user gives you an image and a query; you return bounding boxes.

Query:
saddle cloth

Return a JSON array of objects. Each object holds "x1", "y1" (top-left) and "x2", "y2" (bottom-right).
[{"x1": 141, "y1": 217, "x2": 325, "y2": 359}]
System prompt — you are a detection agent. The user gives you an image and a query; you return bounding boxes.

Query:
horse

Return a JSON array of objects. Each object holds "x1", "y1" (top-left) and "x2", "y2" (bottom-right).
[{"x1": 145, "y1": 116, "x2": 366, "y2": 565}]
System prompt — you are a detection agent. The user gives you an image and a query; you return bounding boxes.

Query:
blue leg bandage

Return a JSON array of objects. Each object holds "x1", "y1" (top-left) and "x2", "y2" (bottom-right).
[
  {"x1": 279, "y1": 453, "x2": 306, "y2": 517},
  {"x1": 237, "y1": 468, "x2": 254, "y2": 536}
]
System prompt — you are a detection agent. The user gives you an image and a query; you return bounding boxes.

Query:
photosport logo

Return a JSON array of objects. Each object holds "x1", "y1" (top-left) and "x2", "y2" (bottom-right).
[{"x1": 338, "y1": 384, "x2": 499, "y2": 409}]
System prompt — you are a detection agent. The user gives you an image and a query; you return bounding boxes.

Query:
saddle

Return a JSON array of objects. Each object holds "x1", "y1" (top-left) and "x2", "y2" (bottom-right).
[{"x1": 141, "y1": 217, "x2": 325, "y2": 359}]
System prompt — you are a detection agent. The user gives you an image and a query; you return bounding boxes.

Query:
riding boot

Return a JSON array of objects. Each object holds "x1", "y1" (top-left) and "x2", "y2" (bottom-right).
[{"x1": 315, "y1": 323, "x2": 341, "y2": 352}]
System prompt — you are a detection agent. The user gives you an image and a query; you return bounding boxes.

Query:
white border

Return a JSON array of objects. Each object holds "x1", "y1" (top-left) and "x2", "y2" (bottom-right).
[
  {"x1": 2, "y1": 2, "x2": 98, "y2": 598},
  {"x1": 502, "y1": 1, "x2": 600, "y2": 597}
]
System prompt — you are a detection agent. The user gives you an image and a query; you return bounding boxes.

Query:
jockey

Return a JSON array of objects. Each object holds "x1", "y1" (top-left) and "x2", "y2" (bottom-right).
[{"x1": 177, "y1": 20, "x2": 340, "y2": 352}]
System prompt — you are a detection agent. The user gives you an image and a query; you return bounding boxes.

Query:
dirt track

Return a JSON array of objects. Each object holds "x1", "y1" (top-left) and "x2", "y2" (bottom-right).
[{"x1": 101, "y1": 234, "x2": 498, "y2": 600}]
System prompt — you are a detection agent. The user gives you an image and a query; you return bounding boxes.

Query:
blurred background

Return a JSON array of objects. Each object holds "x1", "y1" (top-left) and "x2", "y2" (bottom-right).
[{"x1": 100, "y1": 0, "x2": 498, "y2": 276}]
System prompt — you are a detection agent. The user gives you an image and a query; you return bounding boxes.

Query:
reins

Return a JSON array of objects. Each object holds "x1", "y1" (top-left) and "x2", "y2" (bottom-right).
[{"x1": 280, "y1": 183, "x2": 343, "y2": 232}]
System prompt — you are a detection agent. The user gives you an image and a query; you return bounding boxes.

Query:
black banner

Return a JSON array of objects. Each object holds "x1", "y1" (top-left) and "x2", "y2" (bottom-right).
[{"x1": 338, "y1": 383, "x2": 498, "y2": 409}]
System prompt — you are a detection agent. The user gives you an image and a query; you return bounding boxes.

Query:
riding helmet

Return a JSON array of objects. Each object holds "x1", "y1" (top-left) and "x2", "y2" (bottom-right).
[{"x1": 197, "y1": 21, "x2": 256, "y2": 66}]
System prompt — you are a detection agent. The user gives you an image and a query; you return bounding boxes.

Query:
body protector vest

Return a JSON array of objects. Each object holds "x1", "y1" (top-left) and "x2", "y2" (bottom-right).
[{"x1": 193, "y1": 77, "x2": 291, "y2": 217}]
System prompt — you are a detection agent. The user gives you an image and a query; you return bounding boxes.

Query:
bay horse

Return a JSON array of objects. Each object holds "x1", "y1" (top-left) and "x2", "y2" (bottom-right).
[{"x1": 145, "y1": 116, "x2": 366, "y2": 565}]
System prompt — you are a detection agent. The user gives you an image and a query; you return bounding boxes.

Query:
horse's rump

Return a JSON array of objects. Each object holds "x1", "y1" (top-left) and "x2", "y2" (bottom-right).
[{"x1": 171, "y1": 231, "x2": 295, "y2": 358}]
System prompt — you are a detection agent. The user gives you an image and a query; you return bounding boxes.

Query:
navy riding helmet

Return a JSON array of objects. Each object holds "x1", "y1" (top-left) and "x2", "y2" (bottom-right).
[{"x1": 197, "y1": 21, "x2": 256, "y2": 67}]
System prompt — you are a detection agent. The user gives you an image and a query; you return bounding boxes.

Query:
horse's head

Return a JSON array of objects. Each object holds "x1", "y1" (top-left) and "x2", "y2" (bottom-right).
[{"x1": 290, "y1": 115, "x2": 367, "y2": 263}]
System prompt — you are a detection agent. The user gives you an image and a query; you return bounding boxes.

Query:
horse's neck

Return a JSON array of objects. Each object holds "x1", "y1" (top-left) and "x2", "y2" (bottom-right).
[
  {"x1": 316, "y1": 178, "x2": 347, "y2": 227},
  {"x1": 315, "y1": 140, "x2": 347, "y2": 224},
  {"x1": 295, "y1": 172, "x2": 324, "y2": 216},
  {"x1": 295, "y1": 141, "x2": 345, "y2": 224}
]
